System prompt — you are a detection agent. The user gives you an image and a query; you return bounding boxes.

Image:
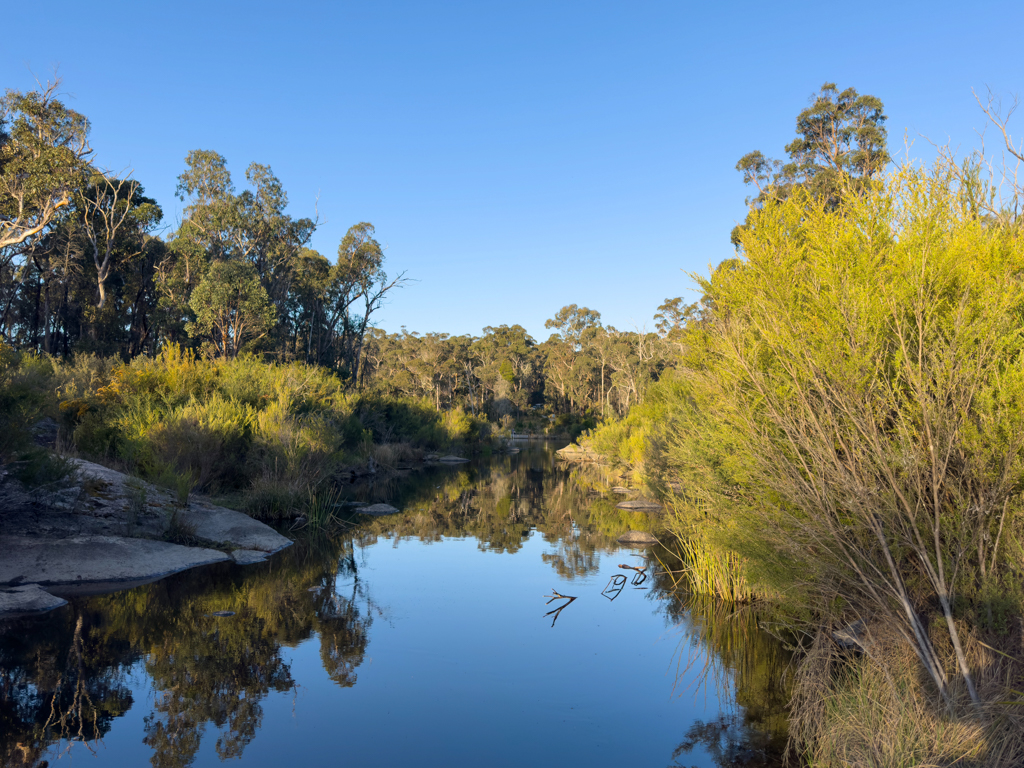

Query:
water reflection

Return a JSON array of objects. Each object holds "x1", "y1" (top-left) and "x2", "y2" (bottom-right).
[
  {"x1": 0, "y1": 537, "x2": 374, "y2": 768},
  {"x1": 1, "y1": 444, "x2": 796, "y2": 767},
  {"x1": 543, "y1": 589, "x2": 578, "y2": 627},
  {"x1": 654, "y1": 546, "x2": 794, "y2": 767},
  {"x1": 602, "y1": 573, "x2": 628, "y2": 601},
  {"x1": 0, "y1": 612, "x2": 135, "y2": 767}
]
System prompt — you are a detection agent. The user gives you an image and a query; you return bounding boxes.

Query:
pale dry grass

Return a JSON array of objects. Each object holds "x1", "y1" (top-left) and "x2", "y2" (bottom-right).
[
  {"x1": 370, "y1": 441, "x2": 421, "y2": 469},
  {"x1": 791, "y1": 620, "x2": 1024, "y2": 768}
]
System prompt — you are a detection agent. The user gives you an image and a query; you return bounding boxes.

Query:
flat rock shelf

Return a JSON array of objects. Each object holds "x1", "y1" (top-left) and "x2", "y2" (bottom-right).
[{"x1": 0, "y1": 458, "x2": 293, "y2": 618}]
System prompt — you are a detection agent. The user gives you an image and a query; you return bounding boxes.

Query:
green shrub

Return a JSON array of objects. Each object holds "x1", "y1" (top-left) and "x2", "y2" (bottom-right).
[
  {"x1": 9, "y1": 447, "x2": 78, "y2": 489},
  {"x1": 0, "y1": 344, "x2": 53, "y2": 458}
]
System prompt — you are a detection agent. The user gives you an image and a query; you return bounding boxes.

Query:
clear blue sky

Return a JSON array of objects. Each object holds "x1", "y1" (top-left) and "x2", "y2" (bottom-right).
[{"x1": 4, "y1": 0, "x2": 1021, "y2": 341}]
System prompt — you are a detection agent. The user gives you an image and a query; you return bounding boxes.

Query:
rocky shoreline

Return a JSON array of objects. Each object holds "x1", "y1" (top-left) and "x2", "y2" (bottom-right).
[{"x1": 0, "y1": 458, "x2": 292, "y2": 618}]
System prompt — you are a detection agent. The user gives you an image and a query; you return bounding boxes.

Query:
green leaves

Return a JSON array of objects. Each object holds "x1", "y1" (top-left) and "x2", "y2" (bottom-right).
[
  {"x1": 664, "y1": 164, "x2": 1024, "y2": 704},
  {"x1": 187, "y1": 260, "x2": 276, "y2": 358},
  {"x1": 733, "y1": 83, "x2": 890, "y2": 246},
  {"x1": 1, "y1": 79, "x2": 92, "y2": 258}
]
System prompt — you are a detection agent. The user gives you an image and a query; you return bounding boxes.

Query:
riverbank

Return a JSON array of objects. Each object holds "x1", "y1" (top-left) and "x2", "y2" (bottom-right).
[
  {"x1": 0, "y1": 456, "x2": 293, "y2": 617},
  {"x1": 559, "y1": 168, "x2": 1024, "y2": 767},
  {"x1": 0, "y1": 442, "x2": 788, "y2": 768}
]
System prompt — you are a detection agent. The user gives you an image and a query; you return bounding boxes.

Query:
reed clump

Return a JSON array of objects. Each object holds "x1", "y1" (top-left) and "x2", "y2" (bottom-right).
[{"x1": 671, "y1": 530, "x2": 758, "y2": 603}]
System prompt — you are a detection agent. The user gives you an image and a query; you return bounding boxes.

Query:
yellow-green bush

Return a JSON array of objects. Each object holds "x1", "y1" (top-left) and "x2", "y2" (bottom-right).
[
  {"x1": 52, "y1": 346, "x2": 360, "y2": 494},
  {"x1": 45, "y1": 346, "x2": 492, "y2": 518}
]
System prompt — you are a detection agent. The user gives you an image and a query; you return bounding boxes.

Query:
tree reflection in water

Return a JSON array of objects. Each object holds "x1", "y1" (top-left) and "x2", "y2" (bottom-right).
[
  {"x1": 1, "y1": 611, "x2": 136, "y2": 768},
  {"x1": 0, "y1": 445, "x2": 796, "y2": 767},
  {"x1": 0, "y1": 535, "x2": 373, "y2": 768},
  {"x1": 652, "y1": 547, "x2": 794, "y2": 767}
]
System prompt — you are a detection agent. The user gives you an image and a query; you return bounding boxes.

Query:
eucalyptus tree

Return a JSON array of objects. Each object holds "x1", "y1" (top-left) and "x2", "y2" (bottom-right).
[
  {"x1": 0, "y1": 79, "x2": 91, "y2": 341},
  {"x1": 733, "y1": 83, "x2": 889, "y2": 245},
  {"x1": 78, "y1": 171, "x2": 162, "y2": 310},
  {"x1": 321, "y1": 222, "x2": 408, "y2": 385},
  {"x1": 283, "y1": 246, "x2": 331, "y2": 362},
  {"x1": 0, "y1": 79, "x2": 91, "y2": 268},
  {"x1": 168, "y1": 150, "x2": 315, "y2": 357},
  {"x1": 473, "y1": 324, "x2": 539, "y2": 415},
  {"x1": 186, "y1": 259, "x2": 276, "y2": 358},
  {"x1": 543, "y1": 305, "x2": 602, "y2": 414}
]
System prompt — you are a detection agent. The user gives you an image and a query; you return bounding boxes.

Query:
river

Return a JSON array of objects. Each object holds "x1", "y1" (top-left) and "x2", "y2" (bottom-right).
[{"x1": 0, "y1": 442, "x2": 792, "y2": 767}]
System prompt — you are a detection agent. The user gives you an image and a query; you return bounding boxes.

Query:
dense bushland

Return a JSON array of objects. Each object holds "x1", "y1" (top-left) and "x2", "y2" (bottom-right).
[
  {"x1": 1, "y1": 344, "x2": 497, "y2": 520},
  {"x1": 583, "y1": 163, "x2": 1024, "y2": 765},
  {"x1": 0, "y1": 81, "x2": 677, "y2": 432}
]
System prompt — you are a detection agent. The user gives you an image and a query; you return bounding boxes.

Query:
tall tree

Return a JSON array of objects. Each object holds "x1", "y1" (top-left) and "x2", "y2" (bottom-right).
[
  {"x1": 187, "y1": 259, "x2": 276, "y2": 358},
  {"x1": 328, "y1": 223, "x2": 407, "y2": 386},
  {"x1": 79, "y1": 171, "x2": 161, "y2": 310},
  {"x1": 0, "y1": 79, "x2": 92, "y2": 340},
  {"x1": 0, "y1": 79, "x2": 91, "y2": 261},
  {"x1": 733, "y1": 82, "x2": 889, "y2": 245},
  {"x1": 168, "y1": 150, "x2": 315, "y2": 356}
]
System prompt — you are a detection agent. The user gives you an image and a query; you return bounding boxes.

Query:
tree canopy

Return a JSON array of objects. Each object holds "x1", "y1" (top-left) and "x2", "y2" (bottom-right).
[{"x1": 732, "y1": 82, "x2": 889, "y2": 245}]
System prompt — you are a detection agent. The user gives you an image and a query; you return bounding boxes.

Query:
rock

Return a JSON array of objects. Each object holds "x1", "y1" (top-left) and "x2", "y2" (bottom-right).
[
  {"x1": 616, "y1": 499, "x2": 663, "y2": 511},
  {"x1": 554, "y1": 444, "x2": 602, "y2": 462},
  {"x1": 611, "y1": 487, "x2": 631, "y2": 494},
  {"x1": 359, "y1": 503, "x2": 400, "y2": 516},
  {"x1": 180, "y1": 498, "x2": 292, "y2": 553},
  {"x1": 617, "y1": 530, "x2": 659, "y2": 544},
  {"x1": 231, "y1": 549, "x2": 269, "y2": 565},
  {"x1": 0, "y1": 584, "x2": 68, "y2": 618},
  {"x1": 48, "y1": 460, "x2": 294, "y2": 557},
  {"x1": 832, "y1": 619, "x2": 868, "y2": 650},
  {"x1": 437, "y1": 455, "x2": 469, "y2": 464},
  {"x1": 0, "y1": 535, "x2": 230, "y2": 589}
]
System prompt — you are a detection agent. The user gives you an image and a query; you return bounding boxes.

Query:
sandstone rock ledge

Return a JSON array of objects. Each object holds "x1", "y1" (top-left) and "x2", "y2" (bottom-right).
[
  {"x1": 0, "y1": 584, "x2": 68, "y2": 617},
  {"x1": 0, "y1": 458, "x2": 294, "y2": 618}
]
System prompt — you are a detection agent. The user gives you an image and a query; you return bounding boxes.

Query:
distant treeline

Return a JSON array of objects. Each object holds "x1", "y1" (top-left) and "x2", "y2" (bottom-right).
[
  {"x1": 360, "y1": 300, "x2": 687, "y2": 421},
  {"x1": 0, "y1": 79, "x2": 684, "y2": 422}
]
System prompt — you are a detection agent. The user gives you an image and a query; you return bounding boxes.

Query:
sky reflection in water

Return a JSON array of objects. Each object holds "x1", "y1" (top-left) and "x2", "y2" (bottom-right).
[{"x1": 1, "y1": 444, "x2": 789, "y2": 768}]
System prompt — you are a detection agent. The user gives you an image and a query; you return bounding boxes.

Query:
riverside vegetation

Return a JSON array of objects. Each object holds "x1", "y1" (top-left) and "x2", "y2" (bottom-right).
[
  {"x1": 580, "y1": 92, "x2": 1024, "y2": 765},
  {"x1": 0, "y1": 76, "x2": 677, "y2": 524},
  {"x1": 4, "y1": 74, "x2": 1024, "y2": 766}
]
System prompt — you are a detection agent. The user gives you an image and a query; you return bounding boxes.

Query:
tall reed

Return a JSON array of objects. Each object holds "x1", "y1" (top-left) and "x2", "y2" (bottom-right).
[
  {"x1": 674, "y1": 531, "x2": 759, "y2": 602},
  {"x1": 304, "y1": 484, "x2": 347, "y2": 530}
]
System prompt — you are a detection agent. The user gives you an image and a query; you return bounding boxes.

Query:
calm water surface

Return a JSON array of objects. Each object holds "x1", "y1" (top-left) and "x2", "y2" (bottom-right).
[{"x1": 0, "y1": 444, "x2": 792, "y2": 767}]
